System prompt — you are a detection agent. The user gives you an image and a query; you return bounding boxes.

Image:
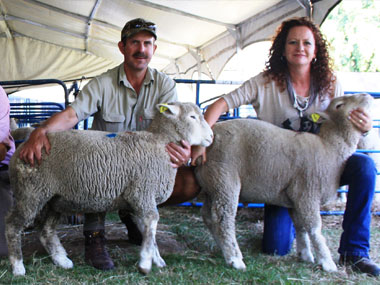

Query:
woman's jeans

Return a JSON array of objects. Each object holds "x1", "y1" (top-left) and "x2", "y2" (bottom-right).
[{"x1": 262, "y1": 153, "x2": 376, "y2": 258}]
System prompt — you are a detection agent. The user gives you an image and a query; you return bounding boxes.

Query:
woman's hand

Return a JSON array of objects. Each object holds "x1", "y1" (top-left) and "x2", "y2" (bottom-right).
[
  {"x1": 349, "y1": 108, "x2": 372, "y2": 134},
  {"x1": 191, "y1": 145, "x2": 206, "y2": 166},
  {"x1": 166, "y1": 140, "x2": 191, "y2": 168}
]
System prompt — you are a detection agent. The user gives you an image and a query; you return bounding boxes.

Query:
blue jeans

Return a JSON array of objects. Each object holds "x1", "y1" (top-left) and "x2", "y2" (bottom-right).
[{"x1": 262, "y1": 153, "x2": 376, "y2": 258}]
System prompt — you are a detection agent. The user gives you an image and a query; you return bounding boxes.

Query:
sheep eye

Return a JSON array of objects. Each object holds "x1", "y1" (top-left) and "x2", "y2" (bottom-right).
[
  {"x1": 336, "y1": 103, "x2": 344, "y2": 109},
  {"x1": 190, "y1": 115, "x2": 196, "y2": 119}
]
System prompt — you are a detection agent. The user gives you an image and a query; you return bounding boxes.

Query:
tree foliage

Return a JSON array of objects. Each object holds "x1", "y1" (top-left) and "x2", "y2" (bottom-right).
[{"x1": 321, "y1": 0, "x2": 380, "y2": 72}]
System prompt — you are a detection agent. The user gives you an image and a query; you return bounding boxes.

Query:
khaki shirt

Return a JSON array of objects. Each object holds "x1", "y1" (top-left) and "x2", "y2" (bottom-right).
[{"x1": 70, "y1": 64, "x2": 177, "y2": 132}]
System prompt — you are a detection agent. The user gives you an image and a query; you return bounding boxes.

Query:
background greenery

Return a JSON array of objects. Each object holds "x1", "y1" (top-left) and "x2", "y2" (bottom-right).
[{"x1": 322, "y1": 0, "x2": 380, "y2": 72}]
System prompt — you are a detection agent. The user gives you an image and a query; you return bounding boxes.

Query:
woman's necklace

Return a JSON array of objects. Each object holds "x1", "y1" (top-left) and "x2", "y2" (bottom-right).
[
  {"x1": 292, "y1": 95, "x2": 309, "y2": 117},
  {"x1": 286, "y1": 74, "x2": 316, "y2": 118}
]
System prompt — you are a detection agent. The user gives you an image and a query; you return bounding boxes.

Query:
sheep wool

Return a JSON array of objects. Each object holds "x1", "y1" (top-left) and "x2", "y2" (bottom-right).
[
  {"x1": 6, "y1": 102, "x2": 213, "y2": 276},
  {"x1": 195, "y1": 93, "x2": 373, "y2": 273}
]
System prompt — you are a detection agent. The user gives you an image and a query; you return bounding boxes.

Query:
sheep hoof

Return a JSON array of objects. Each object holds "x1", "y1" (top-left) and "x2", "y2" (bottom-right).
[
  {"x1": 299, "y1": 250, "x2": 314, "y2": 263},
  {"x1": 153, "y1": 257, "x2": 166, "y2": 268},
  {"x1": 230, "y1": 257, "x2": 246, "y2": 270},
  {"x1": 138, "y1": 260, "x2": 152, "y2": 275},
  {"x1": 53, "y1": 255, "x2": 74, "y2": 269},
  {"x1": 138, "y1": 265, "x2": 151, "y2": 275},
  {"x1": 12, "y1": 262, "x2": 26, "y2": 276},
  {"x1": 321, "y1": 260, "x2": 338, "y2": 272}
]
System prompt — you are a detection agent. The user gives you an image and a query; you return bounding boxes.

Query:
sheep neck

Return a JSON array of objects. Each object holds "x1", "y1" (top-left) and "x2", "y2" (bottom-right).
[
  {"x1": 319, "y1": 119, "x2": 362, "y2": 159},
  {"x1": 146, "y1": 121, "x2": 183, "y2": 145}
]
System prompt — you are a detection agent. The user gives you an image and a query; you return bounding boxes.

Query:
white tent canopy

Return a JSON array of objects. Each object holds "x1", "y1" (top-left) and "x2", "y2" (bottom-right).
[{"x1": 0, "y1": 0, "x2": 341, "y2": 82}]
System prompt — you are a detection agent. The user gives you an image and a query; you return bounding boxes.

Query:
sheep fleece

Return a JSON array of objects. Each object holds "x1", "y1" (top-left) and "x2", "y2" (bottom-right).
[{"x1": 11, "y1": 129, "x2": 176, "y2": 215}]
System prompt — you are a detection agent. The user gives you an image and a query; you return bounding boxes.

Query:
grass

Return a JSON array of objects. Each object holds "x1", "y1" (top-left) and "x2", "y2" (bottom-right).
[{"x1": 1, "y1": 206, "x2": 380, "y2": 284}]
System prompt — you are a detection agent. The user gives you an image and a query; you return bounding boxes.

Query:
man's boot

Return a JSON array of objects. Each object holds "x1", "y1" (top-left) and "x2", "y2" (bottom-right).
[
  {"x1": 118, "y1": 210, "x2": 143, "y2": 245},
  {"x1": 84, "y1": 230, "x2": 115, "y2": 270}
]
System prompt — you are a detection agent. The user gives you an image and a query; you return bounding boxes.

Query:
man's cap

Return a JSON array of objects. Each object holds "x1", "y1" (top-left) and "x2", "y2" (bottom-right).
[{"x1": 121, "y1": 18, "x2": 157, "y2": 41}]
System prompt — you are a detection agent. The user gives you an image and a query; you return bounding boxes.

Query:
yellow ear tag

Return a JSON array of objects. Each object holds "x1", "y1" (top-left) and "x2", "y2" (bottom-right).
[
  {"x1": 159, "y1": 105, "x2": 168, "y2": 113},
  {"x1": 311, "y1": 113, "x2": 321, "y2": 123}
]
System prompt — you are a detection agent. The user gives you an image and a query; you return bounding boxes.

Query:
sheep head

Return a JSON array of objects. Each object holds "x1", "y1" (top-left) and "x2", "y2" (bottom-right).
[
  {"x1": 148, "y1": 102, "x2": 213, "y2": 147},
  {"x1": 319, "y1": 93, "x2": 373, "y2": 126}
]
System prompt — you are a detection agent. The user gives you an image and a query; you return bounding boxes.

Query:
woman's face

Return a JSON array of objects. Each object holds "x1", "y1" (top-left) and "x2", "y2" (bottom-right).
[{"x1": 283, "y1": 26, "x2": 316, "y2": 68}]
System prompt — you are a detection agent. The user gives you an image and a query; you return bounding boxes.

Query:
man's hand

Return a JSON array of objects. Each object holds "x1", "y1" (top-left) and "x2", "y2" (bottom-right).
[
  {"x1": 0, "y1": 143, "x2": 7, "y2": 162},
  {"x1": 166, "y1": 140, "x2": 191, "y2": 168},
  {"x1": 19, "y1": 127, "x2": 51, "y2": 167}
]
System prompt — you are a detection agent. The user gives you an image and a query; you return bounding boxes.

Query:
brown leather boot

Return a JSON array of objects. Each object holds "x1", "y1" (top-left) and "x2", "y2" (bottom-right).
[
  {"x1": 118, "y1": 210, "x2": 143, "y2": 245},
  {"x1": 84, "y1": 230, "x2": 115, "y2": 270}
]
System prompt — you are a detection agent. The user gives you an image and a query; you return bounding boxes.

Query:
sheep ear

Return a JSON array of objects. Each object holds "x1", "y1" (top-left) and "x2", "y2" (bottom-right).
[
  {"x1": 312, "y1": 112, "x2": 330, "y2": 123},
  {"x1": 157, "y1": 103, "x2": 180, "y2": 117}
]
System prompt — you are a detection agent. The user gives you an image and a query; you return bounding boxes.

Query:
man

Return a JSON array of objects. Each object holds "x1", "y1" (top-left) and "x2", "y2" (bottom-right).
[
  {"x1": 19, "y1": 18, "x2": 198, "y2": 270},
  {"x1": 0, "y1": 85, "x2": 16, "y2": 257}
]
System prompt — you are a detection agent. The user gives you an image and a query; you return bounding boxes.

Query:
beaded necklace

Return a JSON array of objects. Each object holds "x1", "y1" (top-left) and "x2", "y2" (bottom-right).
[{"x1": 286, "y1": 74, "x2": 317, "y2": 118}]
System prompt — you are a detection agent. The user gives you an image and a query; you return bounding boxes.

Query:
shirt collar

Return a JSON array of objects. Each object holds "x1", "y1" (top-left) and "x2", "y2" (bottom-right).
[{"x1": 118, "y1": 64, "x2": 154, "y2": 87}]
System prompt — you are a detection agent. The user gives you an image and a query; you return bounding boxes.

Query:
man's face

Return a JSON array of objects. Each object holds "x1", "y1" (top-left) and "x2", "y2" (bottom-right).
[{"x1": 118, "y1": 31, "x2": 157, "y2": 72}]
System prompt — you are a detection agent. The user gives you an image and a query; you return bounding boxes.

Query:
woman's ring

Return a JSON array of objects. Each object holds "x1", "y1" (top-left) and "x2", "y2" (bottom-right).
[{"x1": 359, "y1": 119, "x2": 363, "y2": 123}]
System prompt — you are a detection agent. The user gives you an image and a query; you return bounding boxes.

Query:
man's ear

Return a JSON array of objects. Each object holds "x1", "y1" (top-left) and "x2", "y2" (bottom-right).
[{"x1": 118, "y1": 41, "x2": 125, "y2": 55}]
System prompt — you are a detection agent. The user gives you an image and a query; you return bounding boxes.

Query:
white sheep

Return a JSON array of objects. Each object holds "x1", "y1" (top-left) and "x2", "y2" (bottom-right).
[
  {"x1": 195, "y1": 93, "x2": 373, "y2": 273},
  {"x1": 6, "y1": 102, "x2": 213, "y2": 276}
]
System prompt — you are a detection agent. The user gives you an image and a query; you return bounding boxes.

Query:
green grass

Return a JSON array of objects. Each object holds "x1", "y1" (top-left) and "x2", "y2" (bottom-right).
[{"x1": 1, "y1": 207, "x2": 380, "y2": 284}]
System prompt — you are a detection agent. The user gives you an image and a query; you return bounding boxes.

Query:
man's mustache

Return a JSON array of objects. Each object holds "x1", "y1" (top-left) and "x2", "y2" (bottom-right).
[{"x1": 133, "y1": 52, "x2": 148, "y2": 59}]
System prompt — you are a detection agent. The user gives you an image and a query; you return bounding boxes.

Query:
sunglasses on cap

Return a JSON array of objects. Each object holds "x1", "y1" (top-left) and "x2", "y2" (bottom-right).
[
  {"x1": 121, "y1": 18, "x2": 157, "y2": 41},
  {"x1": 126, "y1": 20, "x2": 156, "y2": 31}
]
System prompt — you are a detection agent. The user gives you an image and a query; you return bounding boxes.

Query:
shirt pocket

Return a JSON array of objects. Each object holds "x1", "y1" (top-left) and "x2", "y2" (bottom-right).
[
  {"x1": 136, "y1": 109, "x2": 155, "y2": 131},
  {"x1": 101, "y1": 113, "x2": 125, "y2": 132}
]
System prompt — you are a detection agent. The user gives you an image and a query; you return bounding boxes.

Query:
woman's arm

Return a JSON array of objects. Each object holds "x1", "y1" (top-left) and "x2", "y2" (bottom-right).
[{"x1": 191, "y1": 98, "x2": 229, "y2": 165}]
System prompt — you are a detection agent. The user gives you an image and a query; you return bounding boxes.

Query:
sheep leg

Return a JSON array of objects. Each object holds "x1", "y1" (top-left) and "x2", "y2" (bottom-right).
[
  {"x1": 137, "y1": 208, "x2": 165, "y2": 274},
  {"x1": 5, "y1": 196, "x2": 44, "y2": 276},
  {"x1": 39, "y1": 210, "x2": 73, "y2": 269},
  {"x1": 5, "y1": 209, "x2": 27, "y2": 276},
  {"x1": 200, "y1": 193, "x2": 213, "y2": 233},
  {"x1": 292, "y1": 207, "x2": 337, "y2": 272},
  {"x1": 288, "y1": 209, "x2": 314, "y2": 263},
  {"x1": 204, "y1": 184, "x2": 245, "y2": 270}
]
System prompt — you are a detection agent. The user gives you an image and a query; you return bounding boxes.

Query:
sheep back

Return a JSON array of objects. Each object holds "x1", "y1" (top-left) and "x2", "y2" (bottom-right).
[
  {"x1": 196, "y1": 118, "x2": 342, "y2": 207},
  {"x1": 10, "y1": 129, "x2": 176, "y2": 214}
]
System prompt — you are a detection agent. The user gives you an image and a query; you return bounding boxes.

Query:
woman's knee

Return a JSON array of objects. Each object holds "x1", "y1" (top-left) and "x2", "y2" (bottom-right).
[{"x1": 348, "y1": 153, "x2": 376, "y2": 172}]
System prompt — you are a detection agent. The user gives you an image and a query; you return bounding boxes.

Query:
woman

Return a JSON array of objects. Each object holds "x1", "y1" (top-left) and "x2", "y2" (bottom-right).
[{"x1": 192, "y1": 17, "x2": 380, "y2": 277}]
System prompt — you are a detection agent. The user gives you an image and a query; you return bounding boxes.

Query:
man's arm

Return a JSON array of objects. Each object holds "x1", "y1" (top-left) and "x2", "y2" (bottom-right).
[{"x1": 19, "y1": 106, "x2": 79, "y2": 166}]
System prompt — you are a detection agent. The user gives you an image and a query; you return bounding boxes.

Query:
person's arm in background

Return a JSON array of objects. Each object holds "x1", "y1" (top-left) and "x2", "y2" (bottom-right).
[
  {"x1": 190, "y1": 97, "x2": 229, "y2": 165},
  {"x1": 0, "y1": 86, "x2": 15, "y2": 163},
  {"x1": 19, "y1": 107, "x2": 79, "y2": 166}
]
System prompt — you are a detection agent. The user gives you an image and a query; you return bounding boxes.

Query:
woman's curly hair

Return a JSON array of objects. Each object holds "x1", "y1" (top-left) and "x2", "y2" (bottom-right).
[{"x1": 264, "y1": 17, "x2": 335, "y2": 98}]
